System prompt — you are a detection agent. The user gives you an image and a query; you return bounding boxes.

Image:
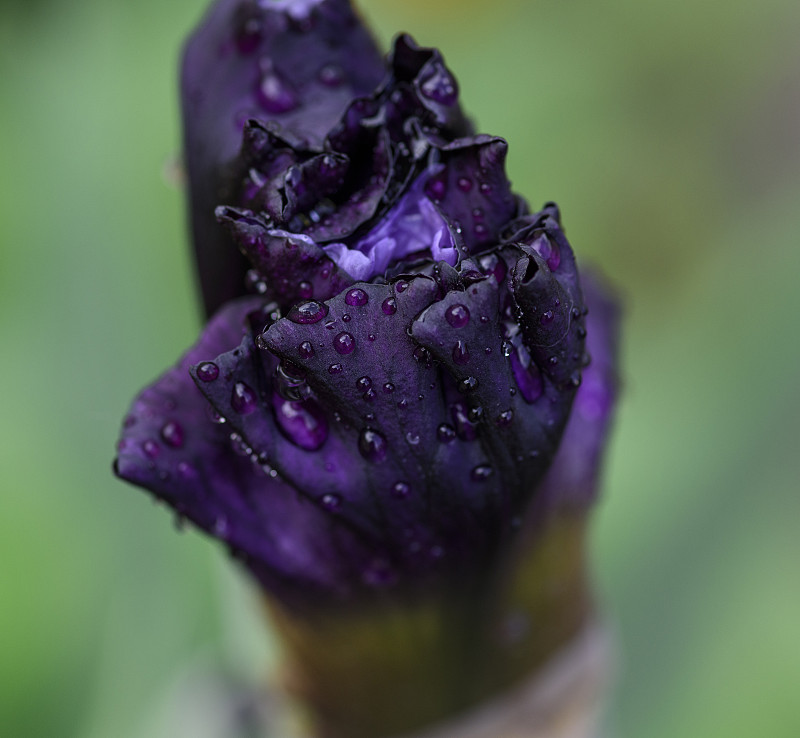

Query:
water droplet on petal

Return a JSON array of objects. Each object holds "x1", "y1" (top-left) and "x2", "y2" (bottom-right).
[
  {"x1": 437, "y1": 423, "x2": 456, "y2": 443},
  {"x1": 425, "y1": 173, "x2": 447, "y2": 201},
  {"x1": 413, "y1": 346, "x2": 431, "y2": 365},
  {"x1": 229, "y1": 433, "x2": 249, "y2": 456},
  {"x1": 257, "y1": 59, "x2": 298, "y2": 114},
  {"x1": 405, "y1": 431, "x2": 420, "y2": 445},
  {"x1": 196, "y1": 362, "x2": 219, "y2": 382},
  {"x1": 208, "y1": 406, "x2": 226, "y2": 424},
  {"x1": 328, "y1": 363, "x2": 343, "y2": 375},
  {"x1": 345, "y1": 288, "x2": 369, "y2": 307},
  {"x1": 356, "y1": 376, "x2": 372, "y2": 392},
  {"x1": 510, "y1": 350, "x2": 544, "y2": 403},
  {"x1": 333, "y1": 332, "x2": 355, "y2": 355},
  {"x1": 231, "y1": 382, "x2": 258, "y2": 414},
  {"x1": 382, "y1": 382, "x2": 395, "y2": 394},
  {"x1": 496, "y1": 410, "x2": 514, "y2": 426},
  {"x1": 477, "y1": 253, "x2": 507, "y2": 283},
  {"x1": 419, "y1": 66, "x2": 458, "y2": 105},
  {"x1": 457, "y1": 177, "x2": 473, "y2": 192},
  {"x1": 459, "y1": 376, "x2": 479, "y2": 393},
  {"x1": 451, "y1": 402, "x2": 478, "y2": 441},
  {"x1": 160, "y1": 421, "x2": 184, "y2": 448},
  {"x1": 321, "y1": 493, "x2": 342, "y2": 512},
  {"x1": 176, "y1": 461, "x2": 196, "y2": 480},
  {"x1": 452, "y1": 340, "x2": 470, "y2": 365},
  {"x1": 359, "y1": 428, "x2": 388, "y2": 463},
  {"x1": 445, "y1": 304, "x2": 470, "y2": 328},
  {"x1": 142, "y1": 440, "x2": 160, "y2": 459},
  {"x1": 288, "y1": 300, "x2": 328, "y2": 324},
  {"x1": 298, "y1": 281, "x2": 313, "y2": 299},
  {"x1": 233, "y1": 6, "x2": 262, "y2": 54},
  {"x1": 318, "y1": 63, "x2": 344, "y2": 87},
  {"x1": 274, "y1": 394, "x2": 328, "y2": 450},
  {"x1": 530, "y1": 234, "x2": 561, "y2": 271},
  {"x1": 471, "y1": 464, "x2": 493, "y2": 481},
  {"x1": 298, "y1": 341, "x2": 315, "y2": 359},
  {"x1": 391, "y1": 481, "x2": 411, "y2": 499},
  {"x1": 245, "y1": 269, "x2": 267, "y2": 294},
  {"x1": 382, "y1": 297, "x2": 397, "y2": 315},
  {"x1": 566, "y1": 371, "x2": 582, "y2": 389}
]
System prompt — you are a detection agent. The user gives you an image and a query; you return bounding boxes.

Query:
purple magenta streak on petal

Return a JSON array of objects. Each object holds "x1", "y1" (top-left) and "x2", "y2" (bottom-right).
[
  {"x1": 181, "y1": 0, "x2": 385, "y2": 317},
  {"x1": 113, "y1": 297, "x2": 373, "y2": 607}
]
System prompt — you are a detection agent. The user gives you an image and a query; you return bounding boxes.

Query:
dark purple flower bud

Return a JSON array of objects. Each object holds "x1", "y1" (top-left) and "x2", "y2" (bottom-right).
[
  {"x1": 182, "y1": 0, "x2": 385, "y2": 317},
  {"x1": 116, "y1": 4, "x2": 622, "y2": 733},
  {"x1": 119, "y1": 0, "x2": 618, "y2": 620},
  {"x1": 116, "y1": 213, "x2": 594, "y2": 610}
]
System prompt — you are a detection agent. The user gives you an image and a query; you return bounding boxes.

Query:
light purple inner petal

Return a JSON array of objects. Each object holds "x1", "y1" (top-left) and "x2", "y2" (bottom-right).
[
  {"x1": 260, "y1": 0, "x2": 326, "y2": 20},
  {"x1": 323, "y1": 170, "x2": 456, "y2": 280}
]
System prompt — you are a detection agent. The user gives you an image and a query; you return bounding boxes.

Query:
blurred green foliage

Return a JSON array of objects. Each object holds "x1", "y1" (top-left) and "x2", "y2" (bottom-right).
[{"x1": 1, "y1": 0, "x2": 799, "y2": 736}]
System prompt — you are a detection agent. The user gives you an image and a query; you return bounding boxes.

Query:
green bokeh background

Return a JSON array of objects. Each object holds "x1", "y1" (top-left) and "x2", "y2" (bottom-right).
[{"x1": 1, "y1": 0, "x2": 799, "y2": 735}]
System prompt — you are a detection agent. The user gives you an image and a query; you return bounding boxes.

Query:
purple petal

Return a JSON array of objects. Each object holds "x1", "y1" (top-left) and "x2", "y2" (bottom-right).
[
  {"x1": 425, "y1": 134, "x2": 523, "y2": 254},
  {"x1": 192, "y1": 277, "x2": 515, "y2": 570},
  {"x1": 389, "y1": 34, "x2": 472, "y2": 136},
  {"x1": 181, "y1": 0, "x2": 385, "y2": 316},
  {"x1": 535, "y1": 271, "x2": 621, "y2": 509},
  {"x1": 224, "y1": 33, "x2": 476, "y2": 270},
  {"x1": 506, "y1": 207, "x2": 588, "y2": 389},
  {"x1": 302, "y1": 128, "x2": 393, "y2": 243},
  {"x1": 410, "y1": 258, "x2": 581, "y2": 513},
  {"x1": 216, "y1": 206, "x2": 354, "y2": 308},
  {"x1": 283, "y1": 152, "x2": 350, "y2": 219},
  {"x1": 114, "y1": 298, "x2": 374, "y2": 607}
]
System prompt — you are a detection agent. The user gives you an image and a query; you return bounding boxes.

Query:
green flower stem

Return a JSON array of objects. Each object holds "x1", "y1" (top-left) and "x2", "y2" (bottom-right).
[{"x1": 265, "y1": 510, "x2": 596, "y2": 738}]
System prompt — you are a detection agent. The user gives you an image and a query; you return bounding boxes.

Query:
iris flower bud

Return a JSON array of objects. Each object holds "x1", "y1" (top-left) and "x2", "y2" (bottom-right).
[{"x1": 115, "y1": 1, "x2": 620, "y2": 735}]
